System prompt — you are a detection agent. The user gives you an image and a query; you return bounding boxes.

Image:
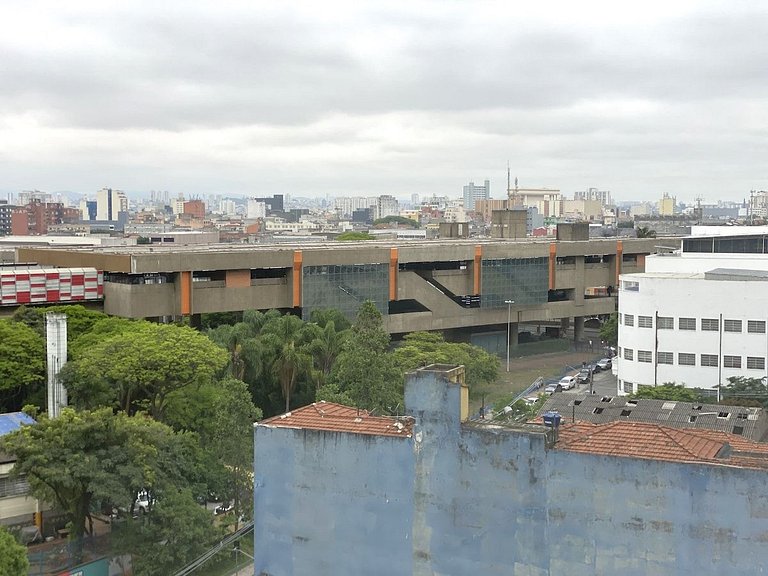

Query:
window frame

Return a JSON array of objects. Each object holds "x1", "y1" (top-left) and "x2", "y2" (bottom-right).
[
  {"x1": 657, "y1": 316, "x2": 674, "y2": 330},
  {"x1": 638, "y1": 316, "x2": 653, "y2": 328},
  {"x1": 637, "y1": 350, "x2": 652, "y2": 363},
  {"x1": 657, "y1": 351, "x2": 673, "y2": 365},
  {"x1": 624, "y1": 314, "x2": 634, "y2": 327},
  {"x1": 747, "y1": 356, "x2": 766, "y2": 370},
  {"x1": 723, "y1": 355, "x2": 741, "y2": 368},
  {"x1": 679, "y1": 317, "x2": 696, "y2": 331},
  {"x1": 748, "y1": 320, "x2": 766, "y2": 334},
  {"x1": 701, "y1": 354, "x2": 719, "y2": 367},
  {"x1": 678, "y1": 352, "x2": 696, "y2": 366},
  {"x1": 723, "y1": 319, "x2": 742, "y2": 333},
  {"x1": 701, "y1": 318, "x2": 720, "y2": 332}
]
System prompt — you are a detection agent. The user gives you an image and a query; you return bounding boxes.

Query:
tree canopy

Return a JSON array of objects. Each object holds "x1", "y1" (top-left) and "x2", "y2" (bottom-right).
[
  {"x1": 63, "y1": 322, "x2": 228, "y2": 420},
  {"x1": 721, "y1": 377, "x2": 768, "y2": 408},
  {"x1": 373, "y1": 215, "x2": 420, "y2": 228},
  {"x1": 336, "y1": 231, "x2": 375, "y2": 241},
  {"x1": 629, "y1": 383, "x2": 701, "y2": 402},
  {"x1": 392, "y1": 331, "x2": 499, "y2": 396},
  {"x1": 0, "y1": 525, "x2": 28, "y2": 576},
  {"x1": 329, "y1": 301, "x2": 403, "y2": 414},
  {"x1": 0, "y1": 319, "x2": 46, "y2": 412},
  {"x1": 599, "y1": 313, "x2": 618, "y2": 346}
]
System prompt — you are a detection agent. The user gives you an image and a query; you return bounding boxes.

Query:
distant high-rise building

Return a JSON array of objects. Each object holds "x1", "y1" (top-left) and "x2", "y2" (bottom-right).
[
  {"x1": 252, "y1": 194, "x2": 284, "y2": 215},
  {"x1": 411, "y1": 193, "x2": 420, "y2": 207},
  {"x1": 463, "y1": 180, "x2": 490, "y2": 212},
  {"x1": 247, "y1": 199, "x2": 267, "y2": 219},
  {"x1": 18, "y1": 190, "x2": 52, "y2": 205},
  {"x1": 375, "y1": 195, "x2": 399, "y2": 220},
  {"x1": 183, "y1": 199, "x2": 206, "y2": 220},
  {"x1": 0, "y1": 200, "x2": 14, "y2": 235},
  {"x1": 658, "y1": 193, "x2": 676, "y2": 216},
  {"x1": 79, "y1": 199, "x2": 97, "y2": 221},
  {"x1": 95, "y1": 188, "x2": 128, "y2": 221},
  {"x1": 574, "y1": 187, "x2": 612, "y2": 207}
]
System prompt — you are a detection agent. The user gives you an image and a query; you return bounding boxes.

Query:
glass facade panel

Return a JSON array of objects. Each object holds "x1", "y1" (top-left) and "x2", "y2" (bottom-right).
[
  {"x1": 480, "y1": 257, "x2": 548, "y2": 308},
  {"x1": 302, "y1": 264, "x2": 389, "y2": 320}
]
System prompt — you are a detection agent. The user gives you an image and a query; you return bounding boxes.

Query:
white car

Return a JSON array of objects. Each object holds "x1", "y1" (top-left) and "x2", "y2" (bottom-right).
[{"x1": 559, "y1": 376, "x2": 577, "y2": 390}]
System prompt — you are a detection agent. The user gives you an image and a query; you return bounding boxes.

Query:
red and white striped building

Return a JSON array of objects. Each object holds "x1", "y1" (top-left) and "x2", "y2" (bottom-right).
[{"x1": 0, "y1": 267, "x2": 103, "y2": 306}]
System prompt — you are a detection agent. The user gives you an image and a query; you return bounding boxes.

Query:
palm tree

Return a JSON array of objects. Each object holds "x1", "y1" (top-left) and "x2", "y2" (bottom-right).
[{"x1": 635, "y1": 226, "x2": 657, "y2": 238}]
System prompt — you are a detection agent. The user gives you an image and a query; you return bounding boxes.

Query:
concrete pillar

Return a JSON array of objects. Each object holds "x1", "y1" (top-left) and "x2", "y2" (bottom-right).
[
  {"x1": 560, "y1": 317, "x2": 570, "y2": 334},
  {"x1": 573, "y1": 316, "x2": 585, "y2": 344},
  {"x1": 509, "y1": 322, "x2": 519, "y2": 348}
]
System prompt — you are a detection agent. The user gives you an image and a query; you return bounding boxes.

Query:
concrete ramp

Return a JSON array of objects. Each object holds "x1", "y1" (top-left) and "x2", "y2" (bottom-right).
[{"x1": 397, "y1": 270, "x2": 467, "y2": 315}]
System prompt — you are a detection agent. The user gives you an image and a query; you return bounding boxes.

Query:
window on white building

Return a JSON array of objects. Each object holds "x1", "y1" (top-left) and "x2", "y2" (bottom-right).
[
  {"x1": 748, "y1": 320, "x2": 766, "y2": 334},
  {"x1": 723, "y1": 355, "x2": 741, "y2": 368},
  {"x1": 679, "y1": 318, "x2": 696, "y2": 331},
  {"x1": 622, "y1": 381, "x2": 634, "y2": 394},
  {"x1": 701, "y1": 318, "x2": 719, "y2": 331},
  {"x1": 657, "y1": 352, "x2": 673, "y2": 364},
  {"x1": 623, "y1": 280, "x2": 639, "y2": 291},
  {"x1": 678, "y1": 353, "x2": 696, "y2": 366},
  {"x1": 657, "y1": 316, "x2": 674, "y2": 330},
  {"x1": 638, "y1": 316, "x2": 653, "y2": 328},
  {"x1": 724, "y1": 319, "x2": 742, "y2": 333},
  {"x1": 638, "y1": 350, "x2": 652, "y2": 363},
  {"x1": 747, "y1": 356, "x2": 766, "y2": 370},
  {"x1": 624, "y1": 348, "x2": 634, "y2": 361},
  {"x1": 701, "y1": 354, "x2": 719, "y2": 367},
  {"x1": 624, "y1": 314, "x2": 634, "y2": 327}
]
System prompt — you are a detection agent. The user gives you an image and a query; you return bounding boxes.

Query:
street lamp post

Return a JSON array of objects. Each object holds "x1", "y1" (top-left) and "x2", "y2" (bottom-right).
[{"x1": 505, "y1": 300, "x2": 514, "y2": 372}]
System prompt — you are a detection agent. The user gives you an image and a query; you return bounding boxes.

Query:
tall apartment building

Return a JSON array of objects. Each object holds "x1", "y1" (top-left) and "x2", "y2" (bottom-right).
[
  {"x1": 247, "y1": 199, "x2": 267, "y2": 219},
  {"x1": 748, "y1": 190, "x2": 768, "y2": 219},
  {"x1": 463, "y1": 180, "x2": 490, "y2": 212},
  {"x1": 375, "y1": 195, "x2": 399, "y2": 220},
  {"x1": 658, "y1": 193, "x2": 676, "y2": 216},
  {"x1": 183, "y1": 200, "x2": 206, "y2": 220},
  {"x1": 11, "y1": 201, "x2": 80, "y2": 235},
  {"x1": 95, "y1": 188, "x2": 128, "y2": 221},
  {"x1": 334, "y1": 196, "x2": 378, "y2": 218},
  {"x1": 0, "y1": 200, "x2": 14, "y2": 235},
  {"x1": 574, "y1": 187, "x2": 612, "y2": 207}
]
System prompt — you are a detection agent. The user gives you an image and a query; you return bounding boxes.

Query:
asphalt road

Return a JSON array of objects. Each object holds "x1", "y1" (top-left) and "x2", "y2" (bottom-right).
[{"x1": 561, "y1": 364, "x2": 619, "y2": 398}]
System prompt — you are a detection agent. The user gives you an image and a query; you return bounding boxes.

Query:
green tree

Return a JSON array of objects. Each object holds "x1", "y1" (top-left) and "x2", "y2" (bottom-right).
[
  {"x1": 114, "y1": 489, "x2": 221, "y2": 576},
  {"x1": 309, "y1": 308, "x2": 351, "y2": 331},
  {"x1": 635, "y1": 226, "x2": 657, "y2": 238},
  {"x1": 0, "y1": 319, "x2": 46, "y2": 412},
  {"x1": 392, "y1": 331, "x2": 499, "y2": 397},
  {"x1": 63, "y1": 322, "x2": 228, "y2": 420},
  {"x1": 0, "y1": 525, "x2": 28, "y2": 576},
  {"x1": 629, "y1": 383, "x2": 701, "y2": 401},
  {"x1": 261, "y1": 315, "x2": 313, "y2": 412},
  {"x1": 599, "y1": 313, "x2": 618, "y2": 346},
  {"x1": 331, "y1": 301, "x2": 403, "y2": 413},
  {"x1": 721, "y1": 376, "x2": 768, "y2": 408},
  {"x1": 0, "y1": 408, "x2": 184, "y2": 562},
  {"x1": 12, "y1": 304, "x2": 107, "y2": 344},
  {"x1": 210, "y1": 378, "x2": 261, "y2": 526},
  {"x1": 336, "y1": 231, "x2": 375, "y2": 241},
  {"x1": 372, "y1": 215, "x2": 420, "y2": 228}
]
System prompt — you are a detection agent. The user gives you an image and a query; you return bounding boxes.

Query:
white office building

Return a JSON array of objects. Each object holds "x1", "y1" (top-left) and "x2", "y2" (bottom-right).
[
  {"x1": 617, "y1": 228, "x2": 768, "y2": 397},
  {"x1": 95, "y1": 188, "x2": 128, "y2": 221}
]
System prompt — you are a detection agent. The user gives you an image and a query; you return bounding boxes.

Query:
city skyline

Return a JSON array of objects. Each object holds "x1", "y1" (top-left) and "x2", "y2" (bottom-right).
[{"x1": 1, "y1": 1, "x2": 767, "y2": 201}]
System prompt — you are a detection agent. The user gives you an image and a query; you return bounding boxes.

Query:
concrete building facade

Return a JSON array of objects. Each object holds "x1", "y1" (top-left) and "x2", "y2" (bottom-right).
[
  {"x1": 95, "y1": 188, "x2": 128, "y2": 221},
  {"x1": 617, "y1": 228, "x2": 768, "y2": 395},
  {"x1": 253, "y1": 365, "x2": 768, "y2": 576},
  {"x1": 17, "y1": 237, "x2": 660, "y2": 338}
]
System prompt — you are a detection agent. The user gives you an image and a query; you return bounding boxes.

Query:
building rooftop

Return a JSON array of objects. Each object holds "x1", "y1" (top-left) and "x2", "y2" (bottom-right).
[
  {"x1": 538, "y1": 395, "x2": 768, "y2": 441},
  {"x1": 556, "y1": 421, "x2": 768, "y2": 469},
  {"x1": 258, "y1": 401, "x2": 414, "y2": 439}
]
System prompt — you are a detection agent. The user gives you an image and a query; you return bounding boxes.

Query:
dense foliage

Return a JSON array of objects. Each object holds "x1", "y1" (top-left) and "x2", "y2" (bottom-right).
[{"x1": 0, "y1": 525, "x2": 28, "y2": 575}]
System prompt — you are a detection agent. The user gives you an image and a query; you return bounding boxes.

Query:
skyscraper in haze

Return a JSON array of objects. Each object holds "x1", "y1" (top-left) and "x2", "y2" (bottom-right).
[{"x1": 463, "y1": 180, "x2": 490, "y2": 211}]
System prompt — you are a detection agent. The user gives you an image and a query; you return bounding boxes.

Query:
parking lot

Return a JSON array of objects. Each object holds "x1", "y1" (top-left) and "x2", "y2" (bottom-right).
[{"x1": 559, "y1": 363, "x2": 618, "y2": 397}]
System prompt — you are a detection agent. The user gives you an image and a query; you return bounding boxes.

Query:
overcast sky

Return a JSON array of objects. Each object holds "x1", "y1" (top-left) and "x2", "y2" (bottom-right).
[{"x1": 1, "y1": 0, "x2": 767, "y2": 203}]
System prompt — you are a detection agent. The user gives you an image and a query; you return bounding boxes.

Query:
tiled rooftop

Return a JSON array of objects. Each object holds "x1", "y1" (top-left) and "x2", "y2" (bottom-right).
[
  {"x1": 556, "y1": 421, "x2": 768, "y2": 469},
  {"x1": 258, "y1": 401, "x2": 414, "y2": 439}
]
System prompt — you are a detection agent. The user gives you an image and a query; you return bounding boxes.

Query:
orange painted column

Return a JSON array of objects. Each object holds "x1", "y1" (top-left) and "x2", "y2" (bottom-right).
[
  {"x1": 548, "y1": 242, "x2": 557, "y2": 290},
  {"x1": 389, "y1": 247, "x2": 398, "y2": 301},
  {"x1": 616, "y1": 240, "x2": 623, "y2": 287},
  {"x1": 473, "y1": 245, "x2": 482, "y2": 295},
  {"x1": 180, "y1": 271, "x2": 192, "y2": 315},
  {"x1": 292, "y1": 250, "x2": 303, "y2": 308}
]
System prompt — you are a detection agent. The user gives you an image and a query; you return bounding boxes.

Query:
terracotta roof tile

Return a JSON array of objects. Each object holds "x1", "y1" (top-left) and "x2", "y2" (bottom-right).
[
  {"x1": 555, "y1": 421, "x2": 768, "y2": 469},
  {"x1": 258, "y1": 401, "x2": 414, "y2": 439}
]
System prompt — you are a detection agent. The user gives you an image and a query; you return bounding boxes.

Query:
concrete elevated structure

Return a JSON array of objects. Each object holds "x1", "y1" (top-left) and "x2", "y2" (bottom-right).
[{"x1": 17, "y1": 237, "x2": 662, "y2": 336}]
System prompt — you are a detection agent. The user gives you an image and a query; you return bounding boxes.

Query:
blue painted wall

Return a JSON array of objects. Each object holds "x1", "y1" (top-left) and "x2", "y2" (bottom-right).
[{"x1": 254, "y1": 370, "x2": 768, "y2": 575}]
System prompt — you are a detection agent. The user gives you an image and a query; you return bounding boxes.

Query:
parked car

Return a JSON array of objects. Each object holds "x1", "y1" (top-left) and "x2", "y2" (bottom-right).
[
  {"x1": 215, "y1": 502, "x2": 234, "y2": 515},
  {"x1": 559, "y1": 376, "x2": 577, "y2": 390},
  {"x1": 596, "y1": 358, "x2": 612, "y2": 371},
  {"x1": 577, "y1": 369, "x2": 591, "y2": 384},
  {"x1": 544, "y1": 383, "x2": 561, "y2": 395}
]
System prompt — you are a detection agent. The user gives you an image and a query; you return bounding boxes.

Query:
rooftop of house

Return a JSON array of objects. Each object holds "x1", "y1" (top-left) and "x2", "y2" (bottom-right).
[
  {"x1": 538, "y1": 394, "x2": 768, "y2": 442},
  {"x1": 258, "y1": 401, "x2": 414, "y2": 439},
  {"x1": 555, "y1": 420, "x2": 768, "y2": 469}
]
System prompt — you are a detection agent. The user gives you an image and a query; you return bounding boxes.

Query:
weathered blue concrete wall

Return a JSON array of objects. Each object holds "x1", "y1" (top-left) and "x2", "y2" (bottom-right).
[
  {"x1": 253, "y1": 426, "x2": 415, "y2": 576},
  {"x1": 254, "y1": 370, "x2": 768, "y2": 575}
]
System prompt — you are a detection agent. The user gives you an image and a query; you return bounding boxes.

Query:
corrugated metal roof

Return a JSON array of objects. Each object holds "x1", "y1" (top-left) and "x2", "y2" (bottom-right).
[
  {"x1": 538, "y1": 395, "x2": 768, "y2": 441},
  {"x1": 0, "y1": 412, "x2": 35, "y2": 436}
]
